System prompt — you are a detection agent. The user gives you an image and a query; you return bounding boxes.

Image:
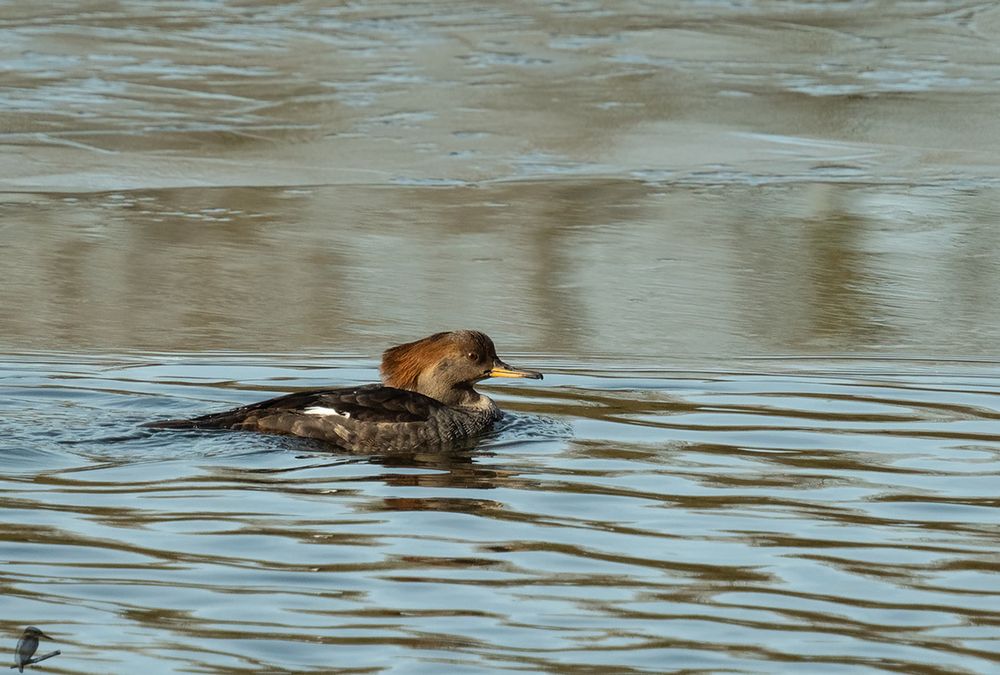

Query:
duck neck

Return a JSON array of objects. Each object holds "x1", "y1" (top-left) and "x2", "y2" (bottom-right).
[{"x1": 415, "y1": 376, "x2": 483, "y2": 409}]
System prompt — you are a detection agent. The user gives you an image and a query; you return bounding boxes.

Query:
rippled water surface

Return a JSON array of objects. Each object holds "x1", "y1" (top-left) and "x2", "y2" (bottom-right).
[
  {"x1": 4, "y1": 0, "x2": 1000, "y2": 673},
  {"x1": 4, "y1": 355, "x2": 999, "y2": 673}
]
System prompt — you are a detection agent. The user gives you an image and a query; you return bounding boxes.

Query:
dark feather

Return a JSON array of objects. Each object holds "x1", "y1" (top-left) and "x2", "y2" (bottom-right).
[{"x1": 145, "y1": 384, "x2": 440, "y2": 429}]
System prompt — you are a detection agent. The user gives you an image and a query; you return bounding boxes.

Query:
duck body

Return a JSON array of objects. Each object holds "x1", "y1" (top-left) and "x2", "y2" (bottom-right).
[
  {"x1": 147, "y1": 330, "x2": 541, "y2": 452},
  {"x1": 154, "y1": 383, "x2": 502, "y2": 452}
]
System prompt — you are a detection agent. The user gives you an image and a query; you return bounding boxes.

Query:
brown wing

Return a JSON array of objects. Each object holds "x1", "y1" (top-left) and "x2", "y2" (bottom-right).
[{"x1": 146, "y1": 384, "x2": 441, "y2": 429}]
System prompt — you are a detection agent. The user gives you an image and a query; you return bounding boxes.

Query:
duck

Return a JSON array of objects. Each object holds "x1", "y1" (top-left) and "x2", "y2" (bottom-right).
[{"x1": 146, "y1": 330, "x2": 542, "y2": 452}]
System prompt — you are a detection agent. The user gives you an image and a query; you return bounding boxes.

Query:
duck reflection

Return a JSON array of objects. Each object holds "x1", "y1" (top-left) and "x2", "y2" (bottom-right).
[{"x1": 299, "y1": 440, "x2": 526, "y2": 493}]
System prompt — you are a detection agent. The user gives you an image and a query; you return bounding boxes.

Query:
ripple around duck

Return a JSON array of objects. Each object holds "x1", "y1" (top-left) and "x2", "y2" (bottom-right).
[{"x1": 1, "y1": 354, "x2": 999, "y2": 673}]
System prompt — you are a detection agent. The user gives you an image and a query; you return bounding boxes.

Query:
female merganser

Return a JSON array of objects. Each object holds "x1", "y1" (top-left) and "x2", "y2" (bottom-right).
[{"x1": 147, "y1": 330, "x2": 542, "y2": 452}]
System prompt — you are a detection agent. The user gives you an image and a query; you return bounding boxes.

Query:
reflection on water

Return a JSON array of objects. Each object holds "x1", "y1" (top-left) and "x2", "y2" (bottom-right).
[
  {"x1": 4, "y1": 182, "x2": 1000, "y2": 357},
  {"x1": 3, "y1": 0, "x2": 1000, "y2": 672},
  {"x1": 2, "y1": 1, "x2": 1000, "y2": 191},
  {"x1": 2, "y1": 355, "x2": 1000, "y2": 673},
  {"x1": 4, "y1": 0, "x2": 1000, "y2": 357}
]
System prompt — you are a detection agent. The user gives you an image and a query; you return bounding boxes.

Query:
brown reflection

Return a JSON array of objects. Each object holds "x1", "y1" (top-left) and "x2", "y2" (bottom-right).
[
  {"x1": 3, "y1": 0, "x2": 1000, "y2": 363},
  {"x1": 5, "y1": 180, "x2": 1000, "y2": 358},
  {"x1": 526, "y1": 181, "x2": 651, "y2": 351},
  {"x1": 801, "y1": 211, "x2": 890, "y2": 343},
  {"x1": 728, "y1": 185, "x2": 894, "y2": 352},
  {"x1": 372, "y1": 448, "x2": 511, "y2": 492},
  {"x1": 244, "y1": 442, "x2": 526, "y2": 495}
]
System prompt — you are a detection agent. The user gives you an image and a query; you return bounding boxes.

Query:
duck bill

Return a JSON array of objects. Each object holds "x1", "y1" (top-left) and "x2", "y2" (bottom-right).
[{"x1": 488, "y1": 361, "x2": 543, "y2": 380}]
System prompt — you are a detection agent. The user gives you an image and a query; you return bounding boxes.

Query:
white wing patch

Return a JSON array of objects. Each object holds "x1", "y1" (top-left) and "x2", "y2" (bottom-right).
[{"x1": 303, "y1": 406, "x2": 351, "y2": 419}]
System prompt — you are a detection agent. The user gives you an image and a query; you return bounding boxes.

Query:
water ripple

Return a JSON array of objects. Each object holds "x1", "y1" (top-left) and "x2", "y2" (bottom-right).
[{"x1": 1, "y1": 354, "x2": 999, "y2": 672}]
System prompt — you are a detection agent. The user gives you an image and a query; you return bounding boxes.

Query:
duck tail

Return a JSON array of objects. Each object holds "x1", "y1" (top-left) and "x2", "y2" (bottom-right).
[
  {"x1": 142, "y1": 417, "x2": 201, "y2": 429},
  {"x1": 142, "y1": 410, "x2": 246, "y2": 430}
]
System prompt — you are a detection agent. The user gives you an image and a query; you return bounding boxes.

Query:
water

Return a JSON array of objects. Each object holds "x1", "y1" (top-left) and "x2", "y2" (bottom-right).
[
  {"x1": 3, "y1": 355, "x2": 999, "y2": 673},
  {"x1": 3, "y1": 1, "x2": 1000, "y2": 673}
]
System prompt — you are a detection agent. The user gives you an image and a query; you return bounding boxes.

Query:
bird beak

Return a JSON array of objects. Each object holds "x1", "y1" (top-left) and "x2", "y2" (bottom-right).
[{"x1": 488, "y1": 360, "x2": 543, "y2": 380}]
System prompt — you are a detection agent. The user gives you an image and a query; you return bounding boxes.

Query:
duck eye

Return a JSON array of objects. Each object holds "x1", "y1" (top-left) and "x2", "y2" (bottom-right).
[{"x1": 467, "y1": 352, "x2": 479, "y2": 361}]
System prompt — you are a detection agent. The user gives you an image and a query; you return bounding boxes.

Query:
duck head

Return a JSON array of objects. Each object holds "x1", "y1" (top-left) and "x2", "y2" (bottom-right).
[{"x1": 381, "y1": 330, "x2": 542, "y2": 406}]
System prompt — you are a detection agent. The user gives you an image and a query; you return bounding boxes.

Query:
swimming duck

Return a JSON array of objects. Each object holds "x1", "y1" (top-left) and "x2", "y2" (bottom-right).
[{"x1": 147, "y1": 330, "x2": 542, "y2": 451}]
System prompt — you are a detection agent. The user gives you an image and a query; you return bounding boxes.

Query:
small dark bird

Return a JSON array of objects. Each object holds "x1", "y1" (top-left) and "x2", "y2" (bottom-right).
[
  {"x1": 146, "y1": 330, "x2": 543, "y2": 452},
  {"x1": 12, "y1": 627, "x2": 51, "y2": 673}
]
